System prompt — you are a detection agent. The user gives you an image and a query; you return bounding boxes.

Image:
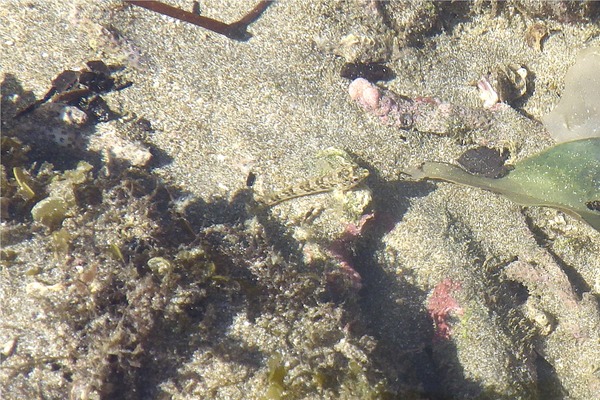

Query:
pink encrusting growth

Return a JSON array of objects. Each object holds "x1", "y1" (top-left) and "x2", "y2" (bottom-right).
[
  {"x1": 348, "y1": 78, "x2": 490, "y2": 136},
  {"x1": 328, "y1": 213, "x2": 376, "y2": 290},
  {"x1": 427, "y1": 279, "x2": 464, "y2": 341},
  {"x1": 348, "y1": 78, "x2": 413, "y2": 129}
]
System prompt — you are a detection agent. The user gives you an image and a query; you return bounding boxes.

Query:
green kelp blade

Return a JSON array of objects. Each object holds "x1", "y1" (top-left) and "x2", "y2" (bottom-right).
[
  {"x1": 505, "y1": 138, "x2": 600, "y2": 211},
  {"x1": 406, "y1": 138, "x2": 600, "y2": 231}
]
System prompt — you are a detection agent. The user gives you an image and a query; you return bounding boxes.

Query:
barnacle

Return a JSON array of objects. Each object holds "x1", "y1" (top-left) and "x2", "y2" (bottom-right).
[{"x1": 477, "y1": 64, "x2": 529, "y2": 108}]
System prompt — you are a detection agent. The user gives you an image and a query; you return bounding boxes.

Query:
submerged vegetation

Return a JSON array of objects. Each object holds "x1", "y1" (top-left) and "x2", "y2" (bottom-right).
[
  {"x1": 0, "y1": 69, "x2": 387, "y2": 399},
  {"x1": 2, "y1": 1, "x2": 600, "y2": 399}
]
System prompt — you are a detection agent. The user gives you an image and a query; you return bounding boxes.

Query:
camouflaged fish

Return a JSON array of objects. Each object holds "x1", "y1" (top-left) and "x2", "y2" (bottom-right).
[{"x1": 256, "y1": 148, "x2": 369, "y2": 207}]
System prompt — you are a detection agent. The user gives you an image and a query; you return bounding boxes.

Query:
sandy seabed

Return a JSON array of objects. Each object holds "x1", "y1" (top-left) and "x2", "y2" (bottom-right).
[{"x1": 1, "y1": 1, "x2": 599, "y2": 399}]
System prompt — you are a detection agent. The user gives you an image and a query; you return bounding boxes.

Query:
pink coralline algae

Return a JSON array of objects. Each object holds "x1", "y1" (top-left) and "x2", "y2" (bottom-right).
[
  {"x1": 426, "y1": 279, "x2": 463, "y2": 341},
  {"x1": 328, "y1": 213, "x2": 375, "y2": 290},
  {"x1": 349, "y1": 78, "x2": 490, "y2": 136}
]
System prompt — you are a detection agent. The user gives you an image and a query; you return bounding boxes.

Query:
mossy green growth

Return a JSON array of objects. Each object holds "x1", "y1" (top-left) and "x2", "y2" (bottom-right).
[
  {"x1": 406, "y1": 138, "x2": 600, "y2": 231},
  {"x1": 31, "y1": 197, "x2": 69, "y2": 230},
  {"x1": 262, "y1": 354, "x2": 287, "y2": 400},
  {"x1": 1, "y1": 136, "x2": 30, "y2": 173},
  {"x1": 147, "y1": 257, "x2": 173, "y2": 276},
  {"x1": 52, "y1": 228, "x2": 71, "y2": 256},
  {"x1": 30, "y1": 161, "x2": 94, "y2": 230},
  {"x1": 174, "y1": 248, "x2": 216, "y2": 281}
]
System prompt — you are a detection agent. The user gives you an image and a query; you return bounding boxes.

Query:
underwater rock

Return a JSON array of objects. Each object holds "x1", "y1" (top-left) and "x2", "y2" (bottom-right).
[
  {"x1": 88, "y1": 125, "x2": 152, "y2": 167},
  {"x1": 349, "y1": 78, "x2": 490, "y2": 136},
  {"x1": 457, "y1": 146, "x2": 510, "y2": 179},
  {"x1": 509, "y1": 1, "x2": 600, "y2": 23},
  {"x1": 405, "y1": 138, "x2": 600, "y2": 231},
  {"x1": 541, "y1": 46, "x2": 600, "y2": 143}
]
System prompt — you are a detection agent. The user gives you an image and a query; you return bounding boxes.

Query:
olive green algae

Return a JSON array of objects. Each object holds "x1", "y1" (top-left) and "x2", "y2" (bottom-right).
[{"x1": 407, "y1": 138, "x2": 600, "y2": 231}]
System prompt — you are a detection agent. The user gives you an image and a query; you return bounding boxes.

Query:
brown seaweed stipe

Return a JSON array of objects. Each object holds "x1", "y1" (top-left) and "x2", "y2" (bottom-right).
[{"x1": 124, "y1": 0, "x2": 273, "y2": 41}]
